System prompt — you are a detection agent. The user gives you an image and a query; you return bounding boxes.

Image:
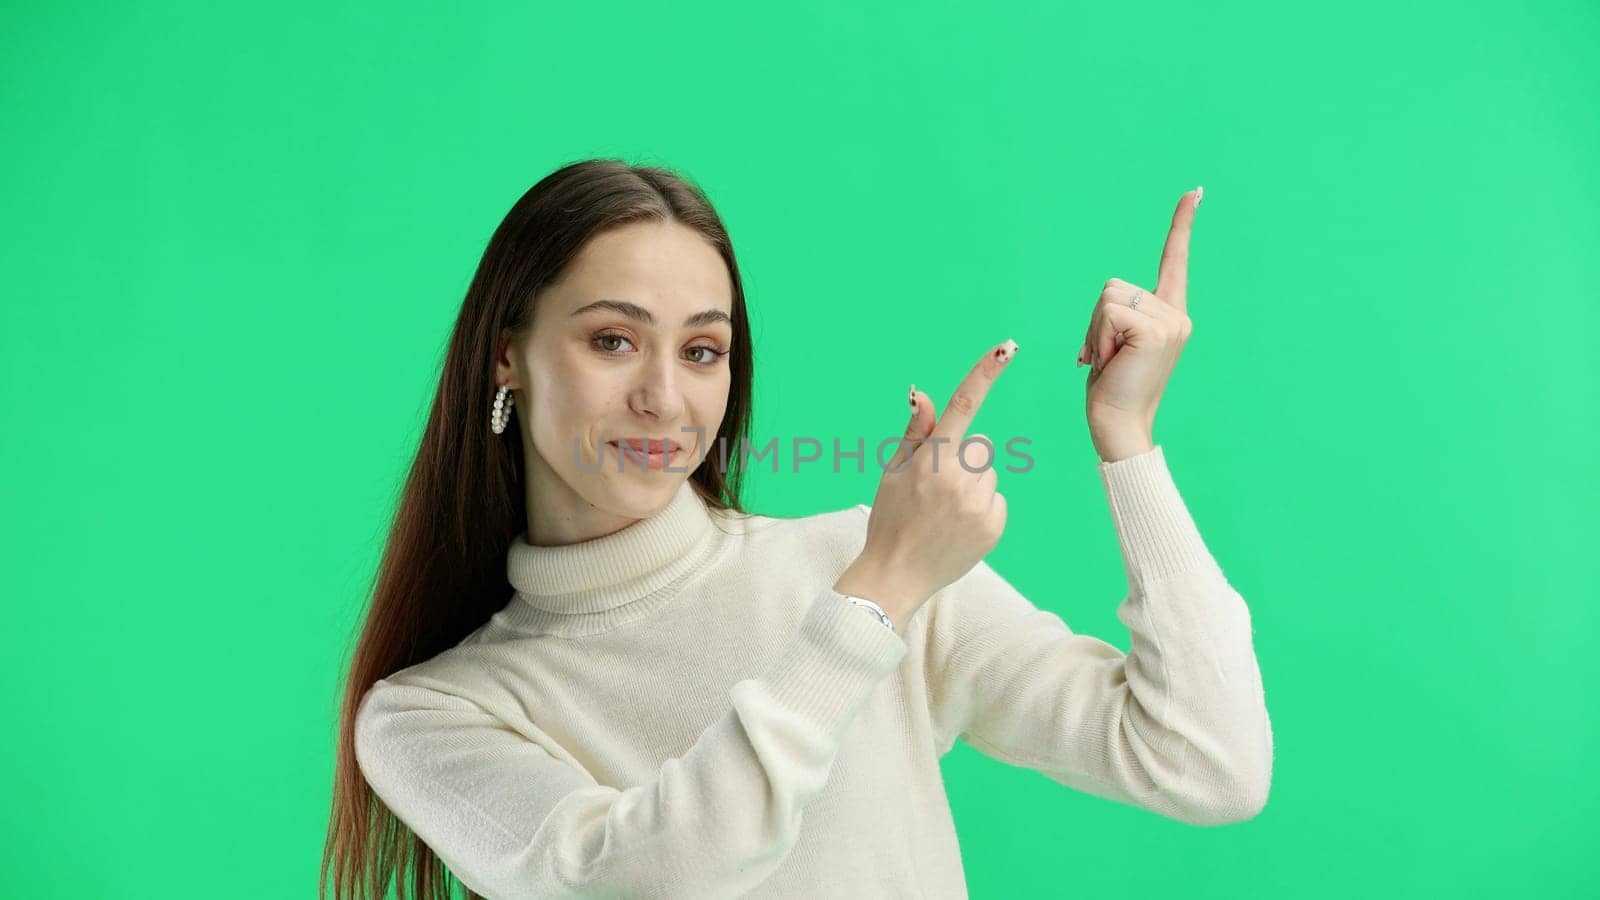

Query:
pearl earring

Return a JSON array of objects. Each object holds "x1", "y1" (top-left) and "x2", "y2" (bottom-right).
[{"x1": 491, "y1": 384, "x2": 515, "y2": 434}]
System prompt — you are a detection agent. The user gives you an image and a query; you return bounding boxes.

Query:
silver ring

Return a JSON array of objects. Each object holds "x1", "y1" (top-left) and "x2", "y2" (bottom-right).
[{"x1": 1130, "y1": 289, "x2": 1143, "y2": 311}]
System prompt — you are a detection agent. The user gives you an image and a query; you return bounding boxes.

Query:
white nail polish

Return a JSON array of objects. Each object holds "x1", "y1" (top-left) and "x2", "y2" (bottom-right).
[
  {"x1": 1195, "y1": 185, "x2": 1204, "y2": 208},
  {"x1": 994, "y1": 339, "x2": 1019, "y2": 365}
]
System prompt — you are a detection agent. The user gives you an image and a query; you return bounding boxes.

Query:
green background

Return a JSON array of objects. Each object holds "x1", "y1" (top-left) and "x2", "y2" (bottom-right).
[{"x1": 4, "y1": 0, "x2": 1595, "y2": 896}]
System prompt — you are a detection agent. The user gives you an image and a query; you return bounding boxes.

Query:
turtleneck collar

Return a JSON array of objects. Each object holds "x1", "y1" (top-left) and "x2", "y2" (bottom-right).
[{"x1": 504, "y1": 479, "x2": 717, "y2": 627}]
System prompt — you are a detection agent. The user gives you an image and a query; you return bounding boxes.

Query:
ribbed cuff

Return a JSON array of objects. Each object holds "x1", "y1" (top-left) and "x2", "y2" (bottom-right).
[
  {"x1": 755, "y1": 588, "x2": 908, "y2": 733},
  {"x1": 1097, "y1": 444, "x2": 1222, "y2": 583}
]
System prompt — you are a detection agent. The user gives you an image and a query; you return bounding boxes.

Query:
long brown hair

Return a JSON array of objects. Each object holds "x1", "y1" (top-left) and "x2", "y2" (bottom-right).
[{"x1": 319, "y1": 159, "x2": 756, "y2": 900}]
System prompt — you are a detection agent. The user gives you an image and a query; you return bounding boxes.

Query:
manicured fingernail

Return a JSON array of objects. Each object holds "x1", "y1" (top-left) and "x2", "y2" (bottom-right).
[
  {"x1": 1077, "y1": 343, "x2": 1089, "y2": 367},
  {"x1": 909, "y1": 383, "x2": 917, "y2": 410},
  {"x1": 1195, "y1": 185, "x2": 1204, "y2": 209},
  {"x1": 993, "y1": 338, "x2": 1019, "y2": 365}
]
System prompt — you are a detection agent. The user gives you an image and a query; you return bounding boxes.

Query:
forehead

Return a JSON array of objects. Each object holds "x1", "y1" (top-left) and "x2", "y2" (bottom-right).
[{"x1": 554, "y1": 221, "x2": 732, "y2": 316}]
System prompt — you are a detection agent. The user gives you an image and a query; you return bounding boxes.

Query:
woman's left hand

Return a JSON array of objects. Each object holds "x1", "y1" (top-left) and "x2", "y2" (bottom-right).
[{"x1": 1078, "y1": 186, "x2": 1202, "y2": 462}]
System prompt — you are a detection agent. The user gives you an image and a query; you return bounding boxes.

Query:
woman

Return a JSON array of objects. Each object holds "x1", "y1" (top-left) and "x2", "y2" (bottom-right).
[{"x1": 320, "y1": 160, "x2": 1272, "y2": 899}]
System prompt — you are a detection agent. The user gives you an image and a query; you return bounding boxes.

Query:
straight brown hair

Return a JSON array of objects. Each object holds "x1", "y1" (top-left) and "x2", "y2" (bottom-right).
[{"x1": 319, "y1": 159, "x2": 756, "y2": 900}]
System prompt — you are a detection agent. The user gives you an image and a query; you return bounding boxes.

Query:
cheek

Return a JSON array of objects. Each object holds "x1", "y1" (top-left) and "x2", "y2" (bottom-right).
[
  {"x1": 529, "y1": 351, "x2": 614, "y2": 419},
  {"x1": 545, "y1": 385, "x2": 611, "y2": 433},
  {"x1": 527, "y1": 396, "x2": 596, "y2": 472},
  {"x1": 524, "y1": 363, "x2": 606, "y2": 452},
  {"x1": 691, "y1": 377, "x2": 733, "y2": 430}
]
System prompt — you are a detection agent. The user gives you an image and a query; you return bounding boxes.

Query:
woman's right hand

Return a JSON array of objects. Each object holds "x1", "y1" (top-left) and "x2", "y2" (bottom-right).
[{"x1": 834, "y1": 339, "x2": 1019, "y2": 628}]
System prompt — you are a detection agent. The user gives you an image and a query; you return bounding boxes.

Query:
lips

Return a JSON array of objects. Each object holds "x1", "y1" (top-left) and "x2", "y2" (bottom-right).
[{"x1": 608, "y1": 437, "x2": 681, "y2": 455}]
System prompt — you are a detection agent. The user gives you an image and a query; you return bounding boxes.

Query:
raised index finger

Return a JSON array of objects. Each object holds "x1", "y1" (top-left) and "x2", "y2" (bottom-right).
[
  {"x1": 1155, "y1": 186, "x2": 1202, "y2": 311},
  {"x1": 929, "y1": 339, "x2": 1017, "y2": 446}
]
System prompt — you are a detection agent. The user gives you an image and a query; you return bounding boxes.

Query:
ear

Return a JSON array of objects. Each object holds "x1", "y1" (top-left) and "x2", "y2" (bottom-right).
[{"x1": 495, "y1": 328, "x2": 519, "y2": 388}]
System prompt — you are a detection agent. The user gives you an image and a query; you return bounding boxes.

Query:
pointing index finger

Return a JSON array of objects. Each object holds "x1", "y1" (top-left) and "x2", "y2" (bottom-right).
[
  {"x1": 929, "y1": 339, "x2": 1017, "y2": 446},
  {"x1": 1155, "y1": 186, "x2": 1202, "y2": 311}
]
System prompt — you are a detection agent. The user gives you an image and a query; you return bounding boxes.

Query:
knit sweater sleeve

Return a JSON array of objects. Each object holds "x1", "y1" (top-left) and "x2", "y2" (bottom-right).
[
  {"x1": 911, "y1": 444, "x2": 1274, "y2": 826},
  {"x1": 352, "y1": 586, "x2": 907, "y2": 900}
]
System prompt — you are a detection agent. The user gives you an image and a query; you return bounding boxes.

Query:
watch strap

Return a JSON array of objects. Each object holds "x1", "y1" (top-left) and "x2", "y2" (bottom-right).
[{"x1": 840, "y1": 594, "x2": 896, "y2": 632}]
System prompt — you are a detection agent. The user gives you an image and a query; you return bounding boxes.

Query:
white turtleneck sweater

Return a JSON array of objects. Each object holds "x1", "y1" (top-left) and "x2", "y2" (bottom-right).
[{"x1": 353, "y1": 445, "x2": 1274, "y2": 899}]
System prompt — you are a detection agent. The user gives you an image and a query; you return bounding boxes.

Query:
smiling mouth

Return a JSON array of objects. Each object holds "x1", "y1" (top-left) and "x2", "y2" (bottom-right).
[{"x1": 607, "y1": 439, "x2": 682, "y2": 455}]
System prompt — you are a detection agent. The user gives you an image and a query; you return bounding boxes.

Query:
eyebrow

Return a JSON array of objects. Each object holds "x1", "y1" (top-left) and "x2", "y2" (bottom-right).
[{"x1": 569, "y1": 299, "x2": 732, "y2": 329}]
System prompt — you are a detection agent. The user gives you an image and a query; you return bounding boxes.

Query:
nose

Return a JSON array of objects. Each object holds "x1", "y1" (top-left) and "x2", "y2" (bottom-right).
[{"x1": 628, "y1": 352, "x2": 686, "y2": 422}]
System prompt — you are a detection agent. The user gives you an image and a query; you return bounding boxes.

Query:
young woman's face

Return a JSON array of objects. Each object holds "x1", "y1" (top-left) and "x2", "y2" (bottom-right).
[{"x1": 499, "y1": 220, "x2": 734, "y2": 529}]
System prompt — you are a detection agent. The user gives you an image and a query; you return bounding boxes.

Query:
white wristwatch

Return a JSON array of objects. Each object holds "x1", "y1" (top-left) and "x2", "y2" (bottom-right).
[{"x1": 840, "y1": 594, "x2": 896, "y2": 632}]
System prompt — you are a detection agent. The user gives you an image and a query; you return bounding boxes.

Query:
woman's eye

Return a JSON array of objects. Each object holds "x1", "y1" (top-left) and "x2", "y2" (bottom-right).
[
  {"x1": 593, "y1": 333, "x2": 634, "y2": 353},
  {"x1": 685, "y1": 346, "x2": 724, "y2": 365}
]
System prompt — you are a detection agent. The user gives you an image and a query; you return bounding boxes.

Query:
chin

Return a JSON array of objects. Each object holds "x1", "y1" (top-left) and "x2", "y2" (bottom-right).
[{"x1": 590, "y1": 471, "x2": 684, "y2": 518}]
